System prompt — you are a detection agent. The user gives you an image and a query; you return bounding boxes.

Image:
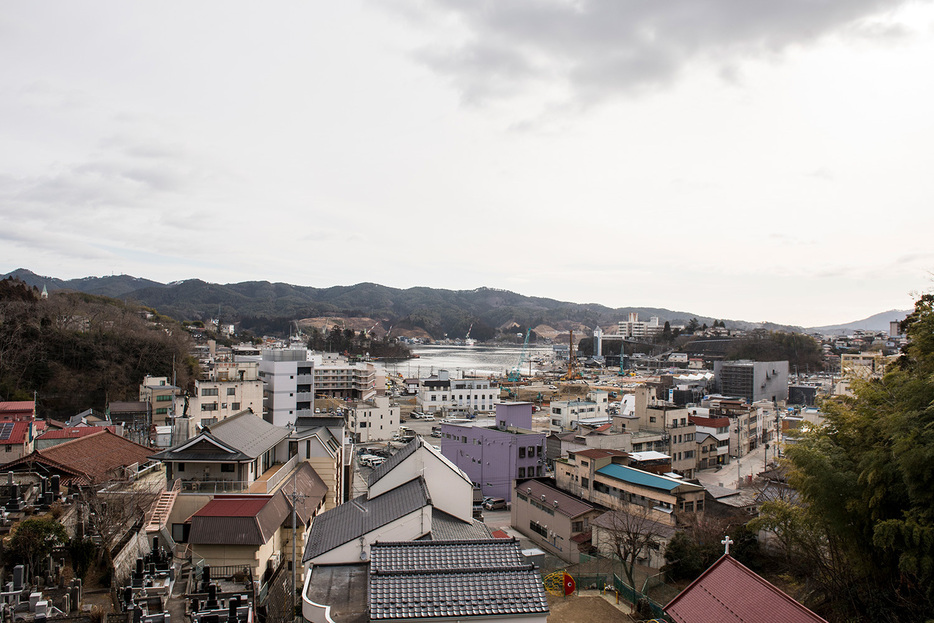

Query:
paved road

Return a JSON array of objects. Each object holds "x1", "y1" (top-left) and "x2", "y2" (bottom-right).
[{"x1": 695, "y1": 442, "x2": 779, "y2": 489}]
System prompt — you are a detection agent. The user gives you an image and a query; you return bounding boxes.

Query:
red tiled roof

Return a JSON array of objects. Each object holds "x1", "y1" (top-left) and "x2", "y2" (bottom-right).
[
  {"x1": 0, "y1": 401, "x2": 35, "y2": 421},
  {"x1": 491, "y1": 530, "x2": 510, "y2": 539},
  {"x1": 0, "y1": 421, "x2": 32, "y2": 445},
  {"x1": 592, "y1": 423, "x2": 612, "y2": 433},
  {"x1": 38, "y1": 426, "x2": 116, "y2": 440},
  {"x1": 665, "y1": 554, "x2": 828, "y2": 623}
]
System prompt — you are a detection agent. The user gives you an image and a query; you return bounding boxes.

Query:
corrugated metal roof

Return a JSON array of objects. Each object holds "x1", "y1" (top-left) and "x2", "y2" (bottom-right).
[
  {"x1": 665, "y1": 554, "x2": 828, "y2": 623},
  {"x1": 515, "y1": 479, "x2": 595, "y2": 519},
  {"x1": 303, "y1": 477, "x2": 430, "y2": 562},
  {"x1": 189, "y1": 492, "x2": 291, "y2": 546},
  {"x1": 597, "y1": 463, "x2": 702, "y2": 493}
]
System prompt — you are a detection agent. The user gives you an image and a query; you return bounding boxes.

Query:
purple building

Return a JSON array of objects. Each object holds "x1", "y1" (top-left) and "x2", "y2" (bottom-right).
[{"x1": 439, "y1": 402, "x2": 546, "y2": 502}]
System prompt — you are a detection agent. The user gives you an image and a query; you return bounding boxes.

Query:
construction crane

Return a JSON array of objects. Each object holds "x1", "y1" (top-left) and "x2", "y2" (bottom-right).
[{"x1": 507, "y1": 329, "x2": 532, "y2": 382}]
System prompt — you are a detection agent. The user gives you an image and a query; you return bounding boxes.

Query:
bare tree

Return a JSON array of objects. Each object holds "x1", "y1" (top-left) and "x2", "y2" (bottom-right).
[{"x1": 593, "y1": 506, "x2": 671, "y2": 590}]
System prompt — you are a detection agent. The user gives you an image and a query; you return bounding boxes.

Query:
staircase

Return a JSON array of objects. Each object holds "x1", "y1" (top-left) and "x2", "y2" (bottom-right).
[{"x1": 145, "y1": 479, "x2": 180, "y2": 533}]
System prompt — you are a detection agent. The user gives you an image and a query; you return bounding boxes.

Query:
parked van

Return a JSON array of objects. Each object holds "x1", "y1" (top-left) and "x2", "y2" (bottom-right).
[{"x1": 483, "y1": 497, "x2": 507, "y2": 511}]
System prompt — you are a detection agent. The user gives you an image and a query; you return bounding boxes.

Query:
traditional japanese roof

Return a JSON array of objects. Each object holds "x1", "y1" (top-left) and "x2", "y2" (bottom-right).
[
  {"x1": 665, "y1": 554, "x2": 828, "y2": 623},
  {"x1": 189, "y1": 493, "x2": 290, "y2": 546},
  {"x1": 207, "y1": 410, "x2": 291, "y2": 457},
  {"x1": 150, "y1": 410, "x2": 289, "y2": 462},
  {"x1": 597, "y1": 463, "x2": 702, "y2": 493},
  {"x1": 367, "y1": 436, "x2": 470, "y2": 489},
  {"x1": 425, "y1": 509, "x2": 492, "y2": 541},
  {"x1": 303, "y1": 477, "x2": 430, "y2": 562},
  {"x1": 2, "y1": 430, "x2": 153, "y2": 485},
  {"x1": 516, "y1": 479, "x2": 595, "y2": 519},
  {"x1": 368, "y1": 539, "x2": 549, "y2": 620},
  {"x1": 37, "y1": 426, "x2": 115, "y2": 440}
]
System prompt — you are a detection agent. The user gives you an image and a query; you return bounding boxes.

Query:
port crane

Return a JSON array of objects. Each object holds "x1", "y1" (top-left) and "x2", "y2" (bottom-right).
[{"x1": 507, "y1": 329, "x2": 532, "y2": 382}]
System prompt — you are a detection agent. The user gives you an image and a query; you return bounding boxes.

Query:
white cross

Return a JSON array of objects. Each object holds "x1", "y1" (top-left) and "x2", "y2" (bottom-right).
[{"x1": 722, "y1": 535, "x2": 733, "y2": 555}]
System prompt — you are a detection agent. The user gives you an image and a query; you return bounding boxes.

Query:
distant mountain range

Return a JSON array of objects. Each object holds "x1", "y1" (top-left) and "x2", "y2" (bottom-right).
[
  {"x1": 1, "y1": 268, "x2": 898, "y2": 339},
  {"x1": 808, "y1": 309, "x2": 911, "y2": 335}
]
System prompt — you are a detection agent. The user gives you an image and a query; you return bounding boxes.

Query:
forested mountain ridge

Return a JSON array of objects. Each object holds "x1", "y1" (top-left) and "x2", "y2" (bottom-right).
[
  {"x1": 4, "y1": 269, "x2": 798, "y2": 340},
  {"x1": 0, "y1": 277, "x2": 195, "y2": 418}
]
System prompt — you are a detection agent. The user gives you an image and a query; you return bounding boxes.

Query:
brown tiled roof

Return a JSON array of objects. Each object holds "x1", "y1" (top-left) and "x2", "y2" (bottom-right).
[
  {"x1": 39, "y1": 430, "x2": 154, "y2": 484},
  {"x1": 665, "y1": 554, "x2": 828, "y2": 623},
  {"x1": 572, "y1": 448, "x2": 628, "y2": 460},
  {"x1": 515, "y1": 479, "x2": 595, "y2": 519}
]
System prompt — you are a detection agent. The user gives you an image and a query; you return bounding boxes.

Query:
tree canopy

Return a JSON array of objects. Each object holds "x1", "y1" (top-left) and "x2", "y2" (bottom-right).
[{"x1": 753, "y1": 294, "x2": 934, "y2": 621}]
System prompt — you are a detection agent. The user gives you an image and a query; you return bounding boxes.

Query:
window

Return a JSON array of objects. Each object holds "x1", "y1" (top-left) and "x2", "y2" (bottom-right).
[
  {"x1": 232, "y1": 402, "x2": 240, "y2": 410},
  {"x1": 155, "y1": 407, "x2": 168, "y2": 415},
  {"x1": 518, "y1": 467, "x2": 526, "y2": 478},
  {"x1": 156, "y1": 394, "x2": 172, "y2": 402},
  {"x1": 572, "y1": 521, "x2": 583, "y2": 532},
  {"x1": 227, "y1": 388, "x2": 236, "y2": 395},
  {"x1": 684, "y1": 501, "x2": 694, "y2": 512},
  {"x1": 696, "y1": 499, "x2": 704, "y2": 511},
  {"x1": 201, "y1": 388, "x2": 219, "y2": 396},
  {"x1": 649, "y1": 416, "x2": 656, "y2": 423},
  {"x1": 537, "y1": 466, "x2": 543, "y2": 476},
  {"x1": 178, "y1": 463, "x2": 185, "y2": 472},
  {"x1": 582, "y1": 477, "x2": 589, "y2": 488},
  {"x1": 530, "y1": 520, "x2": 548, "y2": 538},
  {"x1": 519, "y1": 447, "x2": 526, "y2": 458},
  {"x1": 201, "y1": 403, "x2": 218, "y2": 411},
  {"x1": 221, "y1": 464, "x2": 235, "y2": 472},
  {"x1": 5, "y1": 446, "x2": 11, "y2": 452}
]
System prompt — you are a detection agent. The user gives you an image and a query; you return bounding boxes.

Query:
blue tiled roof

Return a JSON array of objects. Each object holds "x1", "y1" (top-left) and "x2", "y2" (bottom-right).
[{"x1": 596, "y1": 463, "x2": 695, "y2": 492}]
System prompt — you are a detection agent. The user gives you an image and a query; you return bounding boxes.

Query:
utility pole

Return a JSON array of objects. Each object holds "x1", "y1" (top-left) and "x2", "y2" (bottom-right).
[{"x1": 288, "y1": 472, "x2": 308, "y2": 623}]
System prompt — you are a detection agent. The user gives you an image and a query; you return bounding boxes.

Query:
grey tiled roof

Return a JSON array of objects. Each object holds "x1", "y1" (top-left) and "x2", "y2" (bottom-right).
[
  {"x1": 427, "y1": 510, "x2": 492, "y2": 541},
  {"x1": 368, "y1": 540, "x2": 549, "y2": 620},
  {"x1": 367, "y1": 437, "x2": 419, "y2": 487},
  {"x1": 208, "y1": 410, "x2": 291, "y2": 458},
  {"x1": 303, "y1": 477, "x2": 430, "y2": 562}
]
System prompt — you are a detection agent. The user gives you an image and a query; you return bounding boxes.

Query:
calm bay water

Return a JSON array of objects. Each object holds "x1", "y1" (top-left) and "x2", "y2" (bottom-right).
[{"x1": 380, "y1": 344, "x2": 554, "y2": 379}]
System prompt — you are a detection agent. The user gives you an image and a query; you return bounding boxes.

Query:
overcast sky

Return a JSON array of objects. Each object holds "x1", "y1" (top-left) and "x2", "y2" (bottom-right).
[{"x1": 2, "y1": 1, "x2": 932, "y2": 327}]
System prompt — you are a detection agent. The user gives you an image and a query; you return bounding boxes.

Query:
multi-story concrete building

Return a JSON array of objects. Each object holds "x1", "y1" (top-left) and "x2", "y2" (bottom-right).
[
  {"x1": 417, "y1": 370, "x2": 499, "y2": 416},
  {"x1": 139, "y1": 376, "x2": 182, "y2": 425},
  {"x1": 555, "y1": 448, "x2": 705, "y2": 526},
  {"x1": 688, "y1": 413, "x2": 731, "y2": 467},
  {"x1": 258, "y1": 348, "x2": 315, "y2": 427},
  {"x1": 512, "y1": 479, "x2": 602, "y2": 563},
  {"x1": 181, "y1": 361, "x2": 264, "y2": 431},
  {"x1": 633, "y1": 387, "x2": 697, "y2": 478},
  {"x1": 346, "y1": 395, "x2": 400, "y2": 442},
  {"x1": 312, "y1": 352, "x2": 378, "y2": 401},
  {"x1": 618, "y1": 313, "x2": 663, "y2": 339},
  {"x1": 440, "y1": 402, "x2": 546, "y2": 502},
  {"x1": 713, "y1": 360, "x2": 789, "y2": 404}
]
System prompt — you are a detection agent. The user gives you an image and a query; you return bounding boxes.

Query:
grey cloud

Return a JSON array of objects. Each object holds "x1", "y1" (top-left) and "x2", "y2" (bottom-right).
[{"x1": 395, "y1": 0, "x2": 921, "y2": 105}]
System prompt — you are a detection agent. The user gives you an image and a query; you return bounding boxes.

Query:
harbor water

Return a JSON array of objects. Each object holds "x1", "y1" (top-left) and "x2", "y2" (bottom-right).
[{"x1": 381, "y1": 344, "x2": 554, "y2": 379}]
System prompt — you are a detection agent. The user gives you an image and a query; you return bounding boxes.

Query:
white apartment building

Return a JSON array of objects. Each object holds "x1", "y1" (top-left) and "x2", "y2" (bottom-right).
[
  {"x1": 179, "y1": 361, "x2": 264, "y2": 431},
  {"x1": 259, "y1": 348, "x2": 315, "y2": 428},
  {"x1": 346, "y1": 395, "x2": 400, "y2": 442},
  {"x1": 311, "y1": 353, "x2": 378, "y2": 401},
  {"x1": 618, "y1": 313, "x2": 663, "y2": 339},
  {"x1": 416, "y1": 370, "x2": 499, "y2": 416}
]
